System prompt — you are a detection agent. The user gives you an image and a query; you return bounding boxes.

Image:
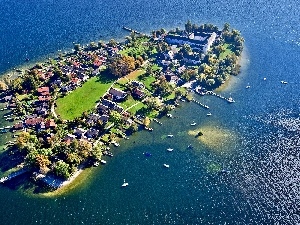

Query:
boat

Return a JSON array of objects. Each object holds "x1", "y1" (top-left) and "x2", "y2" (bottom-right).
[
  {"x1": 112, "y1": 141, "x2": 119, "y2": 147},
  {"x1": 166, "y1": 114, "x2": 173, "y2": 118},
  {"x1": 206, "y1": 112, "x2": 212, "y2": 116},
  {"x1": 263, "y1": 77, "x2": 267, "y2": 80},
  {"x1": 181, "y1": 99, "x2": 186, "y2": 102},
  {"x1": 163, "y1": 164, "x2": 169, "y2": 168},
  {"x1": 190, "y1": 122, "x2": 197, "y2": 126},
  {"x1": 167, "y1": 134, "x2": 173, "y2": 138},
  {"x1": 144, "y1": 152, "x2": 152, "y2": 157},
  {"x1": 187, "y1": 144, "x2": 193, "y2": 149},
  {"x1": 121, "y1": 179, "x2": 129, "y2": 187},
  {"x1": 100, "y1": 160, "x2": 107, "y2": 164},
  {"x1": 167, "y1": 148, "x2": 173, "y2": 152},
  {"x1": 246, "y1": 85, "x2": 251, "y2": 89},
  {"x1": 281, "y1": 81, "x2": 288, "y2": 84},
  {"x1": 227, "y1": 97, "x2": 235, "y2": 103},
  {"x1": 93, "y1": 162, "x2": 100, "y2": 167}
]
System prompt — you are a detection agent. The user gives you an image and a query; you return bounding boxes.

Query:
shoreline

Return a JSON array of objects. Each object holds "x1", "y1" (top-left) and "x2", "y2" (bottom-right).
[{"x1": 0, "y1": 22, "x2": 244, "y2": 195}]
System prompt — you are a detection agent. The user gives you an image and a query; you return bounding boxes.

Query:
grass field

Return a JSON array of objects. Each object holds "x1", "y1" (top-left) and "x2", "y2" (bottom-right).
[
  {"x1": 219, "y1": 43, "x2": 234, "y2": 60},
  {"x1": 56, "y1": 74, "x2": 116, "y2": 120}
]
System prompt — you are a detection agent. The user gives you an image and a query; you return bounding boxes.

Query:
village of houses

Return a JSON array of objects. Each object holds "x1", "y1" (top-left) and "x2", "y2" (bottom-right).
[{"x1": 0, "y1": 22, "x2": 242, "y2": 189}]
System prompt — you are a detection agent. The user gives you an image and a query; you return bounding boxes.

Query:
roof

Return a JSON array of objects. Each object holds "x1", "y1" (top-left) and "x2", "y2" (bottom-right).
[
  {"x1": 38, "y1": 87, "x2": 50, "y2": 93},
  {"x1": 109, "y1": 88, "x2": 127, "y2": 99}
]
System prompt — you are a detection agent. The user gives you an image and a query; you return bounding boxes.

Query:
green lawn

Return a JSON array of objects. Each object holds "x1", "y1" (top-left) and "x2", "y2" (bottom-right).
[
  {"x1": 219, "y1": 43, "x2": 234, "y2": 60},
  {"x1": 119, "y1": 95, "x2": 140, "y2": 109},
  {"x1": 138, "y1": 75, "x2": 156, "y2": 91},
  {"x1": 127, "y1": 102, "x2": 145, "y2": 115},
  {"x1": 120, "y1": 37, "x2": 151, "y2": 57},
  {"x1": 56, "y1": 74, "x2": 116, "y2": 120}
]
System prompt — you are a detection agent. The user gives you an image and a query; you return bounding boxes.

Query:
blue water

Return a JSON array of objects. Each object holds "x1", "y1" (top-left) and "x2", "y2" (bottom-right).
[{"x1": 0, "y1": 0, "x2": 299, "y2": 224}]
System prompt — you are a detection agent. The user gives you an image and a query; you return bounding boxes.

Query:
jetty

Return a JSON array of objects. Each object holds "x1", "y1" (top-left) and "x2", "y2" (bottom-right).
[
  {"x1": 153, "y1": 118, "x2": 162, "y2": 125},
  {"x1": 205, "y1": 91, "x2": 235, "y2": 103},
  {"x1": 191, "y1": 98, "x2": 209, "y2": 109},
  {"x1": 0, "y1": 168, "x2": 28, "y2": 184},
  {"x1": 122, "y1": 26, "x2": 150, "y2": 37}
]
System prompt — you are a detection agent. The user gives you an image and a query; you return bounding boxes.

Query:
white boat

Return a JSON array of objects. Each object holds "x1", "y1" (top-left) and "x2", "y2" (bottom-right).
[
  {"x1": 93, "y1": 162, "x2": 100, "y2": 167},
  {"x1": 246, "y1": 85, "x2": 250, "y2": 89},
  {"x1": 263, "y1": 77, "x2": 267, "y2": 80},
  {"x1": 167, "y1": 148, "x2": 173, "y2": 152},
  {"x1": 113, "y1": 141, "x2": 119, "y2": 147},
  {"x1": 167, "y1": 134, "x2": 173, "y2": 138},
  {"x1": 122, "y1": 179, "x2": 128, "y2": 187},
  {"x1": 163, "y1": 164, "x2": 170, "y2": 168},
  {"x1": 281, "y1": 81, "x2": 288, "y2": 84},
  {"x1": 227, "y1": 97, "x2": 235, "y2": 103},
  {"x1": 166, "y1": 114, "x2": 173, "y2": 118},
  {"x1": 190, "y1": 122, "x2": 197, "y2": 126},
  {"x1": 206, "y1": 112, "x2": 212, "y2": 116},
  {"x1": 100, "y1": 160, "x2": 107, "y2": 164}
]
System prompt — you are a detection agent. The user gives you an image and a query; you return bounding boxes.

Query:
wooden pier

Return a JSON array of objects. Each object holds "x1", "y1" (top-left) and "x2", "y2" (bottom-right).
[
  {"x1": 191, "y1": 98, "x2": 209, "y2": 109},
  {"x1": 0, "y1": 168, "x2": 28, "y2": 184},
  {"x1": 122, "y1": 26, "x2": 150, "y2": 37}
]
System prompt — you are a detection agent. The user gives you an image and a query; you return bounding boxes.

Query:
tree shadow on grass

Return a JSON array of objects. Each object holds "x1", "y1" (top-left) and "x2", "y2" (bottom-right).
[{"x1": 95, "y1": 70, "x2": 117, "y2": 84}]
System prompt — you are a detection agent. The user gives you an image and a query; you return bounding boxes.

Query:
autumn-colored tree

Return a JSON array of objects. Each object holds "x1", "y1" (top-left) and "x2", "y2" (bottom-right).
[{"x1": 108, "y1": 55, "x2": 135, "y2": 78}]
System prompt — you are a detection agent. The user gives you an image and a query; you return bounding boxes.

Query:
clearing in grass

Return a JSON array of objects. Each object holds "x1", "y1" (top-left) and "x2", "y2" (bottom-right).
[{"x1": 56, "y1": 74, "x2": 116, "y2": 120}]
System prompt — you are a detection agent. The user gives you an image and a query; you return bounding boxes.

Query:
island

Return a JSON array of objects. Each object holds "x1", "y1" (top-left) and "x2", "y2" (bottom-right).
[{"x1": 0, "y1": 21, "x2": 244, "y2": 192}]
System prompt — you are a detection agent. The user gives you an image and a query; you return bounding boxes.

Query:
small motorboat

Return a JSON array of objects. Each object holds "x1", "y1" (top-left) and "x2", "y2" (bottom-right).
[
  {"x1": 122, "y1": 179, "x2": 129, "y2": 187},
  {"x1": 206, "y1": 112, "x2": 212, "y2": 116},
  {"x1": 190, "y1": 122, "x2": 197, "y2": 126},
  {"x1": 100, "y1": 160, "x2": 107, "y2": 164},
  {"x1": 187, "y1": 144, "x2": 193, "y2": 149},
  {"x1": 166, "y1": 114, "x2": 173, "y2": 118},
  {"x1": 163, "y1": 164, "x2": 170, "y2": 168},
  {"x1": 167, "y1": 148, "x2": 173, "y2": 152},
  {"x1": 281, "y1": 81, "x2": 288, "y2": 84},
  {"x1": 93, "y1": 162, "x2": 100, "y2": 167},
  {"x1": 246, "y1": 85, "x2": 250, "y2": 89},
  {"x1": 227, "y1": 97, "x2": 235, "y2": 103},
  {"x1": 263, "y1": 77, "x2": 267, "y2": 80},
  {"x1": 144, "y1": 152, "x2": 152, "y2": 157},
  {"x1": 167, "y1": 134, "x2": 174, "y2": 138}
]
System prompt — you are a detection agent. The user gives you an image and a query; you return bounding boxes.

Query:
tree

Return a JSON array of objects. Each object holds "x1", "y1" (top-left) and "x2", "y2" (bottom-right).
[
  {"x1": 54, "y1": 161, "x2": 71, "y2": 179},
  {"x1": 107, "y1": 55, "x2": 136, "y2": 78},
  {"x1": 185, "y1": 20, "x2": 193, "y2": 33},
  {"x1": 108, "y1": 39, "x2": 117, "y2": 47},
  {"x1": 109, "y1": 111, "x2": 123, "y2": 125},
  {"x1": 143, "y1": 117, "x2": 151, "y2": 127},
  {"x1": 74, "y1": 44, "x2": 81, "y2": 52},
  {"x1": 0, "y1": 81, "x2": 8, "y2": 91},
  {"x1": 223, "y1": 23, "x2": 230, "y2": 32}
]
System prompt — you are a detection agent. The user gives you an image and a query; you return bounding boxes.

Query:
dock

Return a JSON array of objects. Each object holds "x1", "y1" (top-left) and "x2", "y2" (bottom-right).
[
  {"x1": 0, "y1": 168, "x2": 28, "y2": 184},
  {"x1": 153, "y1": 118, "x2": 162, "y2": 125},
  {"x1": 191, "y1": 98, "x2": 209, "y2": 109},
  {"x1": 122, "y1": 26, "x2": 150, "y2": 37},
  {"x1": 205, "y1": 91, "x2": 235, "y2": 103}
]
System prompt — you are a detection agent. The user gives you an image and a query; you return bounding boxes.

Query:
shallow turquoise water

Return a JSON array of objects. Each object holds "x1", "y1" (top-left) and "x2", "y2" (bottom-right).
[{"x1": 0, "y1": 0, "x2": 299, "y2": 224}]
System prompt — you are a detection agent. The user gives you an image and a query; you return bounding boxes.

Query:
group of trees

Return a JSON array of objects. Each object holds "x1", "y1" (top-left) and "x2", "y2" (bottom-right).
[
  {"x1": 107, "y1": 55, "x2": 136, "y2": 78},
  {"x1": 15, "y1": 130, "x2": 103, "y2": 179},
  {"x1": 185, "y1": 20, "x2": 219, "y2": 34}
]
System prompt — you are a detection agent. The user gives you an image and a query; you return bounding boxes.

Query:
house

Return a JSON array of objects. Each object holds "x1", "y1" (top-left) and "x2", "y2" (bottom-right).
[
  {"x1": 130, "y1": 80, "x2": 145, "y2": 89},
  {"x1": 132, "y1": 88, "x2": 145, "y2": 99},
  {"x1": 165, "y1": 74, "x2": 180, "y2": 84},
  {"x1": 14, "y1": 122, "x2": 24, "y2": 130},
  {"x1": 85, "y1": 129, "x2": 99, "y2": 139},
  {"x1": 87, "y1": 113, "x2": 101, "y2": 125},
  {"x1": 38, "y1": 96, "x2": 51, "y2": 102},
  {"x1": 176, "y1": 65, "x2": 186, "y2": 74},
  {"x1": 64, "y1": 134, "x2": 76, "y2": 145},
  {"x1": 3, "y1": 95, "x2": 12, "y2": 102},
  {"x1": 183, "y1": 54, "x2": 201, "y2": 65},
  {"x1": 36, "y1": 107, "x2": 48, "y2": 116},
  {"x1": 97, "y1": 104, "x2": 109, "y2": 114},
  {"x1": 109, "y1": 88, "x2": 127, "y2": 101},
  {"x1": 100, "y1": 115, "x2": 109, "y2": 123},
  {"x1": 45, "y1": 119, "x2": 56, "y2": 129},
  {"x1": 25, "y1": 116, "x2": 44, "y2": 127},
  {"x1": 37, "y1": 87, "x2": 50, "y2": 95},
  {"x1": 74, "y1": 128, "x2": 86, "y2": 138},
  {"x1": 101, "y1": 99, "x2": 123, "y2": 113}
]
